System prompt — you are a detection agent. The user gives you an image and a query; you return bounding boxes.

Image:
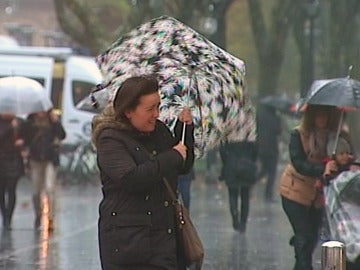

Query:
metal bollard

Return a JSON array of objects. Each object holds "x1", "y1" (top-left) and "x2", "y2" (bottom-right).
[{"x1": 321, "y1": 241, "x2": 346, "y2": 270}]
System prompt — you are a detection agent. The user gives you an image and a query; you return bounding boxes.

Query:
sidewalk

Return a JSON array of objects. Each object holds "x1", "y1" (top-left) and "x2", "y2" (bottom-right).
[{"x1": 0, "y1": 174, "x2": 322, "y2": 270}]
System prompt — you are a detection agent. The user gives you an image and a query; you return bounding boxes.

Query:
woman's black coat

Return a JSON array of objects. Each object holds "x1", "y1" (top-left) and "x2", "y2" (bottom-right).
[
  {"x1": 0, "y1": 118, "x2": 24, "y2": 180},
  {"x1": 96, "y1": 120, "x2": 194, "y2": 270}
]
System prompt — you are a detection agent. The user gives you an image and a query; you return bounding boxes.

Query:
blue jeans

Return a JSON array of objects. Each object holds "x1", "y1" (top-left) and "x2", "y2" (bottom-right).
[{"x1": 178, "y1": 174, "x2": 192, "y2": 210}]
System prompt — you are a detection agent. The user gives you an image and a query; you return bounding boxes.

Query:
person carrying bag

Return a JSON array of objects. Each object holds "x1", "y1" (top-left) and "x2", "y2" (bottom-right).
[{"x1": 219, "y1": 139, "x2": 258, "y2": 232}]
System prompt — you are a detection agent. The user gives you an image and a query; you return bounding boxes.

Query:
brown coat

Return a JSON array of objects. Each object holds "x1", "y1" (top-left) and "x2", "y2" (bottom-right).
[
  {"x1": 94, "y1": 116, "x2": 194, "y2": 270},
  {"x1": 279, "y1": 129, "x2": 325, "y2": 208},
  {"x1": 279, "y1": 164, "x2": 323, "y2": 208}
]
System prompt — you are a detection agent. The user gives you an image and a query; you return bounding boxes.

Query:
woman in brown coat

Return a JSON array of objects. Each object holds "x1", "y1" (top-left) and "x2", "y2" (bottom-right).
[
  {"x1": 92, "y1": 75, "x2": 194, "y2": 270},
  {"x1": 279, "y1": 104, "x2": 343, "y2": 270}
]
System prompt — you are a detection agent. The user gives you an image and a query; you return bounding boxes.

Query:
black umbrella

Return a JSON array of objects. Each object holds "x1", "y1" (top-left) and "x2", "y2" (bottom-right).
[
  {"x1": 298, "y1": 77, "x2": 360, "y2": 109},
  {"x1": 298, "y1": 77, "x2": 360, "y2": 156},
  {"x1": 259, "y1": 94, "x2": 293, "y2": 112}
]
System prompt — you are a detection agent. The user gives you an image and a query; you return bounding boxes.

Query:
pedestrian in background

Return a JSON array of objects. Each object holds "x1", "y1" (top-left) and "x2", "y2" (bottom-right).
[
  {"x1": 204, "y1": 149, "x2": 219, "y2": 185},
  {"x1": 20, "y1": 109, "x2": 66, "y2": 231},
  {"x1": 92, "y1": 75, "x2": 194, "y2": 270},
  {"x1": 177, "y1": 168, "x2": 195, "y2": 210},
  {"x1": 0, "y1": 114, "x2": 25, "y2": 230},
  {"x1": 219, "y1": 106, "x2": 257, "y2": 233},
  {"x1": 256, "y1": 104, "x2": 282, "y2": 202},
  {"x1": 279, "y1": 104, "x2": 343, "y2": 270},
  {"x1": 219, "y1": 140, "x2": 258, "y2": 232}
]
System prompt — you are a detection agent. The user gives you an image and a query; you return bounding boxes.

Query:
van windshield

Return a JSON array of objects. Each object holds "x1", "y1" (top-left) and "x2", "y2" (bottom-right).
[
  {"x1": 72, "y1": 80, "x2": 94, "y2": 107},
  {"x1": 74, "y1": 86, "x2": 109, "y2": 114}
]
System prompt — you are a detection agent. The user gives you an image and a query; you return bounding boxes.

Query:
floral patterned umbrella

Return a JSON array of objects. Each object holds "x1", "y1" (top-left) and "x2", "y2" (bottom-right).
[{"x1": 95, "y1": 15, "x2": 255, "y2": 157}]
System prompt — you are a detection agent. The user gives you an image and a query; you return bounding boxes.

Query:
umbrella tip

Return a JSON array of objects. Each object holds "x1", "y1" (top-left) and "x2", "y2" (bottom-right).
[
  {"x1": 347, "y1": 65, "x2": 353, "y2": 79},
  {"x1": 90, "y1": 92, "x2": 99, "y2": 109},
  {"x1": 90, "y1": 82, "x2": 110, "y2": 109}
]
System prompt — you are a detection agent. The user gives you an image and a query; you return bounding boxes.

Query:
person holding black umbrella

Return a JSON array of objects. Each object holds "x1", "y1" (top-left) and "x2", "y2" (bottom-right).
[
  {"x1": 0, "y1": 114, "x2": 25, "y2": 230},
  {"x1": 20, "y1": 109, "x2": 66, "y2": 231},
  {"x1": 279, "y1": 104, "x2": 344, "y2": 270}
]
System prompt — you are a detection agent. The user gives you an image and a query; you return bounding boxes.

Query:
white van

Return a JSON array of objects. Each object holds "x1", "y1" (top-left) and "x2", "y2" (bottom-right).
[{"x1": 0, "y1": 46, "x2": 102, "y2": 145}]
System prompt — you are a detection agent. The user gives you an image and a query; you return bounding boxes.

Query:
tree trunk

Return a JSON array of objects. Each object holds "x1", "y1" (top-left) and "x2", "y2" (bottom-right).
[
  {"x1": 208, "y1": 0, "x2": 235, "y2": 49},
  {"x1": 247, "y1": 0, "x2": 297, "y2": 96},
  {"x1": 53, "y1": 0, "x2": 108, "y2": 54}
]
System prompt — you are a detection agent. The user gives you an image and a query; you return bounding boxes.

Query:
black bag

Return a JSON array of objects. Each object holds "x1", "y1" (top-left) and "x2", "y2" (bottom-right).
[
  {"x1": 0, "y1": 154, "x2": 24, "y2": 180},
  {"x1": 225, "y1": 154, "x2": 257, "y2": 186}
]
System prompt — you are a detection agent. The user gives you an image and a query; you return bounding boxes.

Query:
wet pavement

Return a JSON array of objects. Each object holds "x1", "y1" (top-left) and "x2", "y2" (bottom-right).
[{"x1": 0, "y1": 172, "x2": 323, "y2": 270}]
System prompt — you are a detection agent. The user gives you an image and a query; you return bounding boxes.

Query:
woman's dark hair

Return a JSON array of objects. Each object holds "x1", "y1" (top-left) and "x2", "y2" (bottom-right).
[
  {"x1": 299, "y1": 104, "x2": 340, "y2": 132},
  {"x1": 113, "y1": 75, "x2": 159, "y2": 121}
]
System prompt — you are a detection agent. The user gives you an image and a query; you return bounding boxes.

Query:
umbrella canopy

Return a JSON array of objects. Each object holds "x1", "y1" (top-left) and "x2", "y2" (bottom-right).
[
  {"x1": 76, "y1": 90, "x2": 110, "y2": 113},
  {"x1": 298, "y1": 77, "x2": 360, "y2": 110},
  {"x1": 259, "y1": 94, "x2": 295, "y2": 113},
  {"x1": 95, "y1": 16, "x2": 255, "y2": 156},
  {"x1": 0, "y1": 76, "x2": 53, "y2": 115},
  {"x1": 297, "y1": 77, "x2": 360, "y2": 156}
]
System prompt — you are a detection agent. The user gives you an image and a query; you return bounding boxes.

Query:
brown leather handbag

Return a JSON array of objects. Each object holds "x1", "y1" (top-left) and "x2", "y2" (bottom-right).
[{"x1": 163, "y1": 178, "x2": 204, "y2": 268}]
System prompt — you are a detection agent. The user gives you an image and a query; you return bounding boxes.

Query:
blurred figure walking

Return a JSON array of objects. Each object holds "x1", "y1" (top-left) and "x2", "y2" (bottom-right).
[
  {"x1": 21, "y1": 109, "x2": 66, "y2": 231},
  {"x1": 0, "y1": 114, "x2": 25, "y2": 230},
  {"x1": 219, "y1": 140, "x2": 257, "y2": 232},
  {"x1": 256, "y1": 104, "x2": 282, "y2": 202}
]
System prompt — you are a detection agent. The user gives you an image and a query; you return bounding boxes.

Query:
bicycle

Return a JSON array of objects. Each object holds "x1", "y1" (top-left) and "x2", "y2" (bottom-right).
[{"x1": 59, "y1": 135, "x2": 100, "y2": 186}]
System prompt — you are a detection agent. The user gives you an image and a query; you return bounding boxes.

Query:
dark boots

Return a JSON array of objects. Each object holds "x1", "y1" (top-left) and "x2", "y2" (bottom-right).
[
  {"x1": 293, "y1": 235, "x2": 314, "y2": 270},
  {"x1": 231, "y1": 210, "x2": 240, "y2": 230},
  {"x1": 230, "y1": 209, "x2": 247, "y2": 232},
  {"x1": 229, "y1": 187, "x2": 249, "y2": 232},
  {"x1": 1, "y1": 208, "x2": 12, "y2": 230},
  {"x1": 229, "y1": 190, "x2": 240, "y2": 230}
]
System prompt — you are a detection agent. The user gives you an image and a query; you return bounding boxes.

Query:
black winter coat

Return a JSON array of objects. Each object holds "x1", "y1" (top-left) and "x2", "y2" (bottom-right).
[
  {"x1": 20, "y1": 117, "x2": 66, "y2": 166},
  {"x1": 96, "y1": 120, "x2": 194, "y2": 270},
  {"x1": 256, "y1": 106, "x2": 281, "y2": 159},
  {"x1": 219, "y1": 141, "x2": 258, "y2": 188},
  {"x1": 0, "y1": 118, "x2": 24, "y2": 180}
]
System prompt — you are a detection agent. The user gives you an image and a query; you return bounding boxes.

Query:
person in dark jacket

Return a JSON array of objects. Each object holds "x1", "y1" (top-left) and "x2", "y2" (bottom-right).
[
  {"x1": 279, "y1": 104, "x2": 343, "y2": 270},
  {"x1": 20, "y1": 109, "x2": 66, "y2": 231},
  {"x1": 0, "y1": 114, "x2": 25, "y2": 230},
  {"x1": 256, "y1": 105, "x2": 282, "y2": 202},
  {"x1": 218, "y1": 105, "x2": 257, "y2": 233},
  {"x1": 219, "y1": 140, "x2": 257, "y2": 232},
  {"x1": 92, "y1": 75, "x2": 195, "y2": 270}
]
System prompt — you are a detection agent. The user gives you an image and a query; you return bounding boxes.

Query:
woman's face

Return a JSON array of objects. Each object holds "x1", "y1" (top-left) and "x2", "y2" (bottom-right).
[
  {"x1": 314, "y1": 111, "x2": 329, "y2": 129},
  {"x1": 125, "y1": 92, "x2": 160, "y2": 132}
]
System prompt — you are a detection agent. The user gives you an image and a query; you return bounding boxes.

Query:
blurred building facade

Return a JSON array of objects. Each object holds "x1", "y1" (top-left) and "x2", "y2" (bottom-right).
[{"x1": 0, "y1": 0, "x2": 69, "y2": 46}]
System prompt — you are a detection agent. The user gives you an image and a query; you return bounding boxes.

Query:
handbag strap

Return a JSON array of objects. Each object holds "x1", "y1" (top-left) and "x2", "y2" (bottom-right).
[
  {"x1": 163, "y1": 178, "x2": 178, "y2": 202},
  {"x1": 163, "y1": 178, "x2": 186, "y2": 228}
]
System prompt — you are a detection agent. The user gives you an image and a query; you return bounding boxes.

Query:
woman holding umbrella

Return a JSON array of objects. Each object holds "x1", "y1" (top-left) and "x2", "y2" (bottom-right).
[
  {"x1": 279, "y1": 104, "x2": 345, "y2": 270},
  {"x1": 20, "y1": 109, "x2": 66, "y2": 231},
  {"x1": 92, "y1": 75, "x2": 195, "y2": 270},
  {"x1": 0, "y1": 114, "x2": 25, "y2": 230}
]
